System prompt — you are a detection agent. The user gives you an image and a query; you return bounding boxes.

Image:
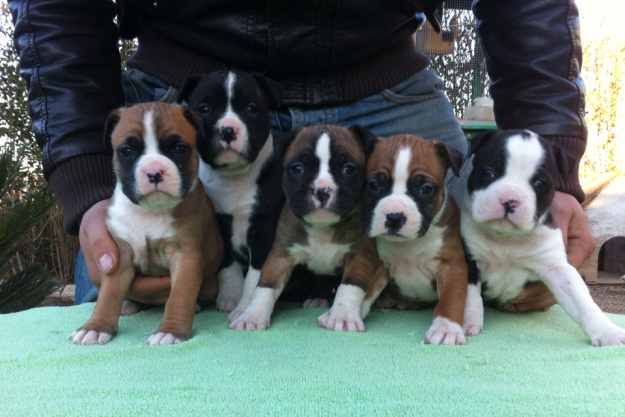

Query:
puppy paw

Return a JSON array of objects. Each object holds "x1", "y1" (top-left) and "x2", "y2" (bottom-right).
[
  {"x1": 121, "y1": 300, "x2": 141, "y2": 316},
  {"x1": 302, "y1": 298, "x2": 330, "y2": 308},
  {"x1": 195, "y1": 303, "x2": 202, "y2": 314},
  {"x1": 463, "y1": 322, "x2": 483, "y2": 337},
  {"x1": 70, "y1": 328, "x2": 114, "y2": 346},
  {"x1": 424, "y1": 317, "x2": 466, "y2": 345},
  {"x1": 227, "y1": 307, "x2": 245, "y2": 323},
  {"x1": 216, "y1": 291, "x2": 241, "y2": 313},
  {"x1": 229, "y1": 312, "x2": 270, "y2": 331},
  {"x1": 591, "y1": 326, "x2": 625, "y2": 347},
  {"x1": 147, "y1": 332, "x2": 186, "y2": 345},
  {"x1": 317, "y1": 308, "x2": 365, "y2": 332}
]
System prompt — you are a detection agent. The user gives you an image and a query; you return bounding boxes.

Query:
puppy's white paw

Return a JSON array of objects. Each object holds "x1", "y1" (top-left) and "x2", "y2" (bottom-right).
[
  {"x1": 591, "y1": 326, "x2": 625, "y2": 347},
  {"x1": 317, "y1": 308, "x2": 365, "y2": 332},
  {"x1": 229, "y1": 312, "x2": 270, "y2": 331},
  {"x1": 70, "y1": 328, "x2": 113, "y2": 346},
  {"x1": 302, "y1": 298, "x2": 330, "y2": 308},
  {"x1": 425, "y1": 317, "x2": 466, "y2": 345},
  {"x1": 121, "y1": 300, "x2": 141, "y2": 316},
  {"x1": 194, "y1": 303, "x2": 202, "y2": 314},
  {"x1": 216, "y1": 288, "x2": 241, "y2": 313},
  {"x1": 147, "y1": 332, "x2": 185, "y2": 345},
  {"x1": 463, "y1": 322, "x2": 483, "y2": 337},
  {"x1": 227, "y1": 307, "x2": 245, "y2": 322}
]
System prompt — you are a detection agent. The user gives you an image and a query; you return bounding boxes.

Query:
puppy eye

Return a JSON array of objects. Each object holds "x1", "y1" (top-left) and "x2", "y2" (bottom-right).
[
  {"x1": 480, "y1": 168, "x2": 495, "y2": 179},
  {"x1": 367, "y1": 180, "x2": 380, "y2": 192},
  {"x1": 290, "y1": 163, "x2": 304, "y2": 175},
  {"x1": 420, "y1": 184, "x2": 434, "y2": 196},
  {"x1": 119, "y1": 146, "x2": 135, "y2": 158},
  {"x1": 343, "y1": 164, "x2": 356, "y2": 176},
  {"x1": 198, "y1": 105, "x2": 210, "y2": 115},
  {"x1": 247, "y1": 104, "x2": 259, "y2": 114},
  {"x1": 174, "y1": 144, "x2": 188, "y2": 155},
  {"x1": 534, "y1": 179, "x2": 548, "y2": 189}
]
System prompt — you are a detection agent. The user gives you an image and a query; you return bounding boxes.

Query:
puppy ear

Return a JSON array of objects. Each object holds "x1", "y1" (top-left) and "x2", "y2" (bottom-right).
[
  {"x1": 550, "y1": 142, "x2": 577, "y2": 183},
  {"x1": 348, "y1": 124, "x2": 378, "y2": 158},
  {"x1": 103, "y1": 109, "x2": 123, "y2": 153},
  {"x1": 252, "y1": 72, "x2": 284, "y2": 109},
  {"x1": 180, "y1": 107, "x2": 206, "y2": 146},
  {"x1": 469, "y1": 129, "x2": 500, "y2": 156},
  {"x1": 175, "y1": 75, "x2": 203, "y2": 104},
  {"x1": 433, "y1": 140, "x2": 463, "y2": 177},
  {"x1": 273, "y1": 129, "x2": 300, "y2": 163}
]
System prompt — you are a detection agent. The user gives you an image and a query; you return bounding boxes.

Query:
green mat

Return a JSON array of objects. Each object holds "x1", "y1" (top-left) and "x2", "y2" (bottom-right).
[{"x1": 1, "y1": 303, "x2": 625, "y2": 416}]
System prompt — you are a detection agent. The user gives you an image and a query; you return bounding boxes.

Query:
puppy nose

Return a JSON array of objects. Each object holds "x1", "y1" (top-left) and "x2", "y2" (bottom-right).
[
  {"x1": 385, "y1": 212, "x2": 407, "y2": 231},
  {"x1": 501, "y1": 199, "x2": 519, "y2": 214},
  {"x1": 147, "y1": 170, "x2": 164, "y2": 185},
  {"x1": 220, "y1": 126, "x2": 236, "y2": 143},
  {"x1": 313, "y1": 188, "x2": 331, "y2": 205}
]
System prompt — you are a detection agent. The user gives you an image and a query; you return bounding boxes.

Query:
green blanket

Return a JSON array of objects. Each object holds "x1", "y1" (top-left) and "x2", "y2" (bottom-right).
[{"x1": 1, "y1": 303, "x2": 625, "y2": 416}]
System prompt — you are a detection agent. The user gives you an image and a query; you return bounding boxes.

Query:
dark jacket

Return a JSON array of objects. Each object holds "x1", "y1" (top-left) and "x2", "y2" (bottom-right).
[{"x1": 9, "y1": 0, "x2": 587, "y2": 235}]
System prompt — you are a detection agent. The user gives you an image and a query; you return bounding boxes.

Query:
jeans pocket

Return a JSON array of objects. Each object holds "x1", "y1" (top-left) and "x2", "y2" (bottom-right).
[
  {"x1": 379, "y1": 68, "x2": 446, "y2": 105},
  {"x1": 121, "y1": 68, "x2": 178, "y2": 106}
]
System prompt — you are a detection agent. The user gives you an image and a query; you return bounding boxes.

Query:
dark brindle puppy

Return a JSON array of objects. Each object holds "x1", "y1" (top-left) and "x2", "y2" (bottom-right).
[
  {"x1": 229, "y1": 125, "x2": 383, "y2": 332},
  {"x1": 70, "y1": 102, "x2": 223, "y2": 346}
]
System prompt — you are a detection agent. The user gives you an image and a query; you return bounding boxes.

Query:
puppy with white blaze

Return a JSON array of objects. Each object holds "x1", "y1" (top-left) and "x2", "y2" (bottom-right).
[
  {"x1": 462, "y1": 129, "x2": 625, "y2": 346},
  {"x1": 230, "y1": 125, "x2": 384, "y2": 332},
  {"x1": 362, "y1": 135, "x2": 468, "y2": 345},
  {"x1": 176, "y1": 70, "x2": 286, "y2": 316},
  {"x1": 71, "y1": 103, "x2": 223, "y2": 346}
]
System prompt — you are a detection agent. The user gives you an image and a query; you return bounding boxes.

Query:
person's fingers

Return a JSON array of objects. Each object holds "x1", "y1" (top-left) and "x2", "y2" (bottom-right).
[
  {"x1": 551, "y1": 192, "x2": 595, "y2": 269},
  {"x1": 509, "y1": 281, "x2": 557, "y2": 313},
  {"x1": 79, "y1": 200, "x2": 119, "y2": 288},
  {"x1": 126, "y1": 275, "x2": 172, "y2": 304}
]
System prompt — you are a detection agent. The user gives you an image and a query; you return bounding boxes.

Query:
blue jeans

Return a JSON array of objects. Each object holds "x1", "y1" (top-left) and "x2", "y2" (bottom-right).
[{"x1": 74, "y1": 67, "x2": 471, "y2": 304}]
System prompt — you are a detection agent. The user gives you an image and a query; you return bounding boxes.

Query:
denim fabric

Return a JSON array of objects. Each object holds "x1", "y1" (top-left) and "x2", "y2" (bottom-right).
[
  {"x1": 73, "y1": 67, "x2": 471, "y2": 304},
  {"x1": 73, "y1": 249, "x2": 98, "y2": 304}
]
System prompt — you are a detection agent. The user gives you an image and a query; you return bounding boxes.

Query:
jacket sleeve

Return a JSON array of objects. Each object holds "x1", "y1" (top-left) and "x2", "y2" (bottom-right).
[
  {"x1": 473, "y1": 0, "x2": 587, "y2": 202},
  {"x1": 9, "y1": 0, "x2": 124, "y2": 235}
]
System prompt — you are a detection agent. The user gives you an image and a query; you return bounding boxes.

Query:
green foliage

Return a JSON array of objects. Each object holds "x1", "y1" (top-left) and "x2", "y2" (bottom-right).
[{"x1": 0, "y1": 144, "x2": 58, "y2": 313}]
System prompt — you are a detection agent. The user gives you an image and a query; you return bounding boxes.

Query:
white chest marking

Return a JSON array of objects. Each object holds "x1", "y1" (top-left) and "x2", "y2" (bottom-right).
[
  {"x1": 288, "y1": 226, "x2": 352, "y2": 275},
  {"x1": 199, "y1": 137, "x2": 272, "y2": 258},
  {"x1": 461, "y1": 206, "x2": 567, "y2": 302},
  {"x1": 106, "y1": 184, "x2": 176, "y2": 271},
  {"x1": 377, "y1": 225, "x2": 444, "y2": 302}
]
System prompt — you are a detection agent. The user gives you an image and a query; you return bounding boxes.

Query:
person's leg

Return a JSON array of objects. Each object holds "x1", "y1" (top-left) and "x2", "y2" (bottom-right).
[
  {"x1": 73, "y1": 69, "x2": 179, "y2": 305},
  {"x1": 286, "y1": 68, "x2": 471, "y2": 205},
  {"x1": 73, "y1": 250, "x2": 98, "y2": 305}
]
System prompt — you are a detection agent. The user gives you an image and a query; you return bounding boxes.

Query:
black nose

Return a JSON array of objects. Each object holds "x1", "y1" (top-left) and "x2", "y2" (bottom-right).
[
  {"x1": 147, "y1": 170, "x2": 164, "y2": 185},
  {"x1": 314, "y1": 188, "x2": 331, "y2": 205},
  {"x1": 385, "y1": 212, "x2": 407, "y2": 232},
  {"x1": 220, "y1": 126, "x2": 236, "y2": 143},
  {"x1": 503, "y1": 199, "x2": 518, "y2": 216}
]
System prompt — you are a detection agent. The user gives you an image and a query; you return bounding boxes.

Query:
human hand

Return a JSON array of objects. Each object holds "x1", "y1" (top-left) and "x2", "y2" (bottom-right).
[
  {"x1": 507, "y1": 191, "x2": 595, "y2": 313},
  {"x1": 79, "y1": 199, "x2": 172, "y2": 304}
]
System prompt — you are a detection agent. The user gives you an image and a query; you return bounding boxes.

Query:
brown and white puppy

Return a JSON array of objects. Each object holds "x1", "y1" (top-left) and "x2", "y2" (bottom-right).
[
  {"x1": 361, "y1": 135, "x2": 468, "y2": 345},
  {"x1": 70, "y1": 102, "x2": 223, "y2": 346},
  {"x1": 229, "y1": 125, "x2": 383, "y2": 332}
]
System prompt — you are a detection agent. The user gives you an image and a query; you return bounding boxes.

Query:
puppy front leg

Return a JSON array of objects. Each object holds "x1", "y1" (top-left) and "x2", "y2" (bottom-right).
[
  {"x1": 216, "y1": 261, "x2": 244, "y2": 313},
  {"x1": 71, "y1": 251, "x2": 135, "y2": 345},
  {"x1": 463, "y1": 283, "x2": 484, "y2": 336},
  {"x1": 318, "y1": 252, "x2": 377, "y2": 332},
  {"x1": 229, "y1": 254, "x2": 294, "y2": 331},
  {"x1": 147, "y1": 251, "x2": 203, "y2": 345},
  {"x1": 227, "y1": 265, "x2": 261, "y2": 322},
  {"x1": 424, "y1": 261, "x2": 467, "y2": 345},
  {"x1": 360, "y1": 265, "x2": 390, "y2": 319},
  {"x1": 542, "y1": 264, "x2": 625, "y2": 346}
]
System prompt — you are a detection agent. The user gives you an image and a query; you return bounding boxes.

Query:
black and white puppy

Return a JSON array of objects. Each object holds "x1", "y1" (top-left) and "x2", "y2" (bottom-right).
[
  {"x1": 462, "y1": 129, "x2": 625, "y2": 346},
  {"x1": 176, "y1": 69, "x2": 285, "y2": 315}
]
